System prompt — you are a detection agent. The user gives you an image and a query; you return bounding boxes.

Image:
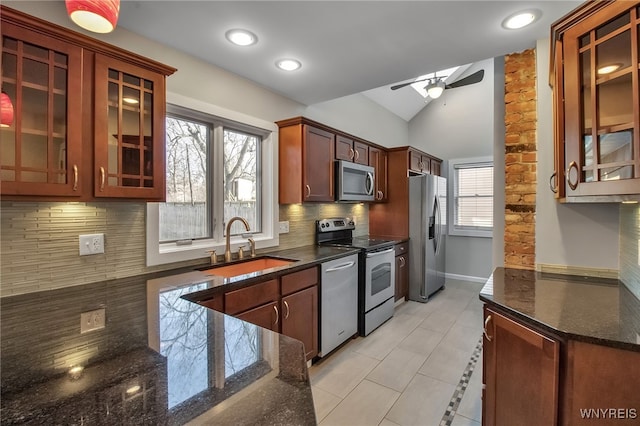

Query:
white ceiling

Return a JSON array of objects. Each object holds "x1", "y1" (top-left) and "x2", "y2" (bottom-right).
[{"x1": 117, "y1": 1, "x2": 582, "y2": 121}]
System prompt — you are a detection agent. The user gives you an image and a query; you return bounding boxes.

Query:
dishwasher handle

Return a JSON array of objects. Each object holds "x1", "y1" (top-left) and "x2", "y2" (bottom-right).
[{"x1": 325, "y1": 261, "x2": 356, "y2": 272}]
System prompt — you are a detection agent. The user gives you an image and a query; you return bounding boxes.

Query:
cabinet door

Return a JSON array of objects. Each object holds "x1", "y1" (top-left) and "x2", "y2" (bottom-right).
[
  {"x1": 369, "y1": 146, "x2": 388, "y2": 202},
  {"x1": 0, "y1": 22, "x2": 83, "y2": 197},
  {"x1": 409, "y1": 150, "x2": 423, "y2": 173},
  {"x1": 282, "y1": 285, "x2": 318, "y2": 360},
  {"x1": 94, "y1": 54, "x2": 166, "y2": 199},
  {"x1": 235, "y1": 301, "x2": 279, "y2": 332},
  {"x1": 562, "y1": 2, "x2": 640, "y2": 198},
  {"x1": 430, "y1": 159, "x2": 441, "y2": 176},
  {"x1": 336, "y1": 135, "x2": 355, "y2": 161},
  {"x1": 302, "y1": 125, "x2": 334, "y2": 201},
  {"x1": 354, "y1": 141, "x2": 369, "y2": 165},
  {"x1": 483, "y1": 307, "x2": 560, "y2": 426}
]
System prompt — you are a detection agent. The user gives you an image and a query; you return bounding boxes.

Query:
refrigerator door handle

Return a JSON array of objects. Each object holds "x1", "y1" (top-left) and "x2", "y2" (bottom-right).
[{"x1": 434, "y1": 195, "x2": 442, "y2": 256}]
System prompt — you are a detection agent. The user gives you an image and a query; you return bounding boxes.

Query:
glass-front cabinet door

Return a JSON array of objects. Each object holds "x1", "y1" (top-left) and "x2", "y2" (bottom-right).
[
  {"x1": 562, "y1": 2, "x2": 640, "y2": 198},
  {"x1": 0, "y1": 22, "x2": 82, "y2": 196},
  {"x1": 94, "y1": 54, "x2": 165, "y2": 199}
]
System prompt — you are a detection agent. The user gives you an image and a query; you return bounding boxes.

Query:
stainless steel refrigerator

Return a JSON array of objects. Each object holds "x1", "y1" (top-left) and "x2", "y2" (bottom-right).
[{"x1": 408, "y1": 174, "x2": 447, "y2": 302}]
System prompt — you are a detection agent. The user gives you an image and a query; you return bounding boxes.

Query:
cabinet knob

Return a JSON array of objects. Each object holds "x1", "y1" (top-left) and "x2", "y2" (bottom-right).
[
  {"x1": 483, "y1": 315, "x2": 493, "y2": 342},
  {"x1": 566, "y1": 161, "x2": 579, "y2": 191}
]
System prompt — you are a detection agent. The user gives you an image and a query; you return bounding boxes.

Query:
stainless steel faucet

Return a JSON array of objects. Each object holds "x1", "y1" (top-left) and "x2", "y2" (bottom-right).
[{"x1": 225, "y1": 217, "x2": 250, "y2": 262}]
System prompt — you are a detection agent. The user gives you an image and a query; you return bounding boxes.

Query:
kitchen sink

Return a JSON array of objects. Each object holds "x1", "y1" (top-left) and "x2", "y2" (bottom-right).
[{"x1": 200, "y1": 256, "x2": 298, "y2": 278}]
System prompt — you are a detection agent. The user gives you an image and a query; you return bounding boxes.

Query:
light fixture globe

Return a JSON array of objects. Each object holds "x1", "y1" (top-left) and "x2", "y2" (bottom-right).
[
  {"x1": 66, "y1": 0, "x2": 120, "y2": 34},
  {"x1": 1, "y1": 91, "x2": 14, "y2": 128},
  {"x1": 426, "y1": 80, "x2": 445, "y2": 99}
]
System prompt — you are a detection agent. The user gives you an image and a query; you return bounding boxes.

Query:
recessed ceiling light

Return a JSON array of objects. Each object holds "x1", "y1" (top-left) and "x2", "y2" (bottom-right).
[
  {"x1": 597, "y1": 63, "x2": 622, "y2": 75},
  {"x1": 225, "y1": 29, "x2": 257, "y2": 46},
  {"x1": 502, "y1": 10, "x2": 540, "y2": 30},
  {"x1": 276, "y1": 59, "x2": 302, "y2": 71},
  {"x1": 123, "y1": 97, "x2": 139, "y2": 105}
]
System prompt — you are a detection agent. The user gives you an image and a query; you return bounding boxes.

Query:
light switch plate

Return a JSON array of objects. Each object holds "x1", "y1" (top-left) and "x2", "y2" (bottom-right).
[
  {"x1": 79, "y1": 233, "x2": 105, "y2": 256},
  {"x1": 279, "y1": 221, "x2": 290, "y2": 233}
]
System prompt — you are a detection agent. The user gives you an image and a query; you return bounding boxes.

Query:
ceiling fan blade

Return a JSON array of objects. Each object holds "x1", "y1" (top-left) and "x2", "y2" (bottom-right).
[
  {"x1": 390, "y1": 77, "x2": 430, "y2": 91},
  {"x1": 445, "y1": 70, "x2": 484, "y2": 89}
]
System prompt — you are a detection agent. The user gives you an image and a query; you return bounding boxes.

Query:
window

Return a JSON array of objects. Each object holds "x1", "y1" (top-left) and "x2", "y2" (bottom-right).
[
  {"x1": 147, "y1": 95, "x2": 278, "y2": 266},
  {"x1": 449, "y1": 157, "x2": 493, "y2": 237}
]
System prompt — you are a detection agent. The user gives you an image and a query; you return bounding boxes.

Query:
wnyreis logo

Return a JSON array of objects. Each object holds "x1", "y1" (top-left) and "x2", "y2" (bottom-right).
[{"x1": 579, "y1": 408, "x2": 637, "y2": 420}]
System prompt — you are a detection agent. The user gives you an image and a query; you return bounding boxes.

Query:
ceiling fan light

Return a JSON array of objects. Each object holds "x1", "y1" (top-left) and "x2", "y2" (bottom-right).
[
  {"x1": 66, "y1": 0, "x2": 120, "y2": 34},
  {"x1": 1, "y1": 91, "x2": 14, "y2": 128},
  {"x1": 426, "y1": 80, "x2": 445, "y2": 99}
]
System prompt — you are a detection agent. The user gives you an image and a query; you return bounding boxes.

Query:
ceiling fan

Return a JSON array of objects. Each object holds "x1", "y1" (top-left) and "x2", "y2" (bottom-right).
[{"x1": 390, "y1": 69, "x2": 485, "y2": 98}]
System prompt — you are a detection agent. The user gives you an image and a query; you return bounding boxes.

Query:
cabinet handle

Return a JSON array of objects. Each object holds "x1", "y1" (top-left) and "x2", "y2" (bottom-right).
[
  {"x1": 399, "y1": 256, "x2": 405, "y2": 267},
  {"x1": 377, "y1": 190, "x2": 383, "y2": 200},
  {"x1": 483, "y1": 315, "x2": 493, "y2": 342},
  {"x1": 566, "y1": 161, "x2": 579, "y2": 191},
  {"x1": 305, "y1": 184, "x2": 311, "y2": 198},
  {"x1": 73, "y1": 165, "x2": 78, "y2": 191},
  {"x1": 349, "y1": 148, "x2": 355, "y2": 160},
  {"x1": 273, "y1": 305, "x2": 279, "y2": 325},
  {"x1": 354, "y1": 150, "x2": 359, "y2": 161},
  {"x1": 99, "y1": 167, "x2": 106, "y2": 192},
  {"x1": 283, "y1": 300, "x2": 290, "y2": 320},
  {"x1": 549, "y1": 171, "x2": 557, "y2": 193}
]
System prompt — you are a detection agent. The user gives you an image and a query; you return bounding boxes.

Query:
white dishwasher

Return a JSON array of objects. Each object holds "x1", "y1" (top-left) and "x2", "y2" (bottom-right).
[{"x1": 319, "y1": 253, "x2": 359, "y2": 357}]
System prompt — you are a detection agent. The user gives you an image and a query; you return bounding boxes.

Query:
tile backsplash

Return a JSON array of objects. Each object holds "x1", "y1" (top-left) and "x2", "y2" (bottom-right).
[
  {"x1": 1, "y1": 201, "x2": 369, "y2": 297},
  {"x1": 620, "y1": 204, "x2": 640, "y2": 300}
]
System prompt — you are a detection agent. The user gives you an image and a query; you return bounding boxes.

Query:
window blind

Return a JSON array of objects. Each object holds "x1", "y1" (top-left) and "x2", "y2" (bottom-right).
[{"x1": 454, "y1": 163, "x2": 493, "y2": 230}]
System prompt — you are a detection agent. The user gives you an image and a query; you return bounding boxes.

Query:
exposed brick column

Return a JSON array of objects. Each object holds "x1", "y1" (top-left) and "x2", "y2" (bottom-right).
[{"x1": 504, "y1": 49, "x2": 537, "y2": 270}]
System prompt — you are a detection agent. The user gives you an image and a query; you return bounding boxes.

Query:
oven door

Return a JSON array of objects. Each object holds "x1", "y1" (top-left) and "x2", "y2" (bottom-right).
[{"x1": 364, "y1": 248, "x2": 395, "y2": 312}]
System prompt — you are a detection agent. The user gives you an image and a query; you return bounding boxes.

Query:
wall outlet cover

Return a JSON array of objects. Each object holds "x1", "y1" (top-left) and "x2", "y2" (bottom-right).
[
  {"x1": 79, "y1": 233, "x2": 105, "y2": 256},
  {"x1": 80, "y1": 308, "x2": 106, "y2": 333},
  {"x1": 279, "y1": 221, "x2": 290, "y2": 234}
]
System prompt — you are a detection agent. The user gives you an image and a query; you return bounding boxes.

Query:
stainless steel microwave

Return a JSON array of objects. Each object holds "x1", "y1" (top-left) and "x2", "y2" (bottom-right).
[{"x1": 335, "y1": 160, "x2": 375, "y2": 202}]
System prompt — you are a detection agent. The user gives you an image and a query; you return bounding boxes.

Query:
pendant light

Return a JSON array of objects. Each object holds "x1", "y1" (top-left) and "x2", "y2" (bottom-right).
[
  {"x1": 426, "y1": 79, "x2": 445, "y2": 99},
  {"x1": 0, "y1": 91, "x2": 14, "y2": 128},
  {"x1": 65, "y1": 0, "x2": 120, "y2": 34}
]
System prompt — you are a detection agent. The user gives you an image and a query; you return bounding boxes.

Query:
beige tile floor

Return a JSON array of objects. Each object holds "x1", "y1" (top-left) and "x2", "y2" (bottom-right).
[{"x1": 309, "y1": 279, "x2": 485, "y2": 426}]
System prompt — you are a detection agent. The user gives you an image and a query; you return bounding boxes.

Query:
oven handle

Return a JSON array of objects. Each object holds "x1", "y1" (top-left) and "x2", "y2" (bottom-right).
[
  {"x1": 366, "y1": 248, "x2": 394, "y2": 258},
  {"x1": 325, "y1": 261, "x2": 356, "y2": 272}
]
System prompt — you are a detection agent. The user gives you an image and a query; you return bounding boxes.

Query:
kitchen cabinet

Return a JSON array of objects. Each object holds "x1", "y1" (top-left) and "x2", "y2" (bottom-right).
[
  {"x1": 369, "y1": 146, "x2": 389, "y2": 202},
  {"x1": 409, "y1": 150, "x2": 431, "y2": 174},
  {"x1": 336, "y1": 134, "x2": 368, "y2": 165},
  {"x1": 277, "y1": 117, "x2": 335, "y2": 203},
  {"x1": 218, "y1": 266, "x2": 319, "y2": 360},
  {"x1": 551, "y1": 1, "x2": 640, "y2": 201},
  {"x1": 369, "y1": 146, "x2": 443, "y2": 239},
  {"x1": 394, "y1": 242, "x2": 409, "y2": 301},
  {"x1": 483, "y1": 306, "x2": 560, "y2": 426},
  {"x1": 0, "y1": 6, "x2": 175, "y2": 200}
]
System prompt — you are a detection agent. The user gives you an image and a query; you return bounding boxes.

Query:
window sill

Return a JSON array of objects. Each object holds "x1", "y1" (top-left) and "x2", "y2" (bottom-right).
[{"x1": 448, "y1": 227, "x2": 493, "y2": 238}]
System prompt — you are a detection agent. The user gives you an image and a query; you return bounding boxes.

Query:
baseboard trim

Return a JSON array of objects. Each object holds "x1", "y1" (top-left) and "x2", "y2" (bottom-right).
[{"x1": 445, "y1": 273, "x2": 488, "y2": 284}]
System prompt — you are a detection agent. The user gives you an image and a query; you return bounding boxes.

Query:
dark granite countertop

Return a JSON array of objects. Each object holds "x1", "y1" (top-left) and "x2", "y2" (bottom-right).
[
  {"x1": 480, "y1": 267, "x2": 640, "y2": 352},
  {"x1": 0, "y1": 245, "x2": 357, "y2": 424}
]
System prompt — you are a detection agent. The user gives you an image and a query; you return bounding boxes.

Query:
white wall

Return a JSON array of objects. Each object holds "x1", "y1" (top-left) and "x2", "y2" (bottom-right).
[
  {"x1": 408, "y1": 58, "x2": 497, "y2": 280},
  {"x1": 535, "y1": 39, "x2": 620, "y2": 271}
]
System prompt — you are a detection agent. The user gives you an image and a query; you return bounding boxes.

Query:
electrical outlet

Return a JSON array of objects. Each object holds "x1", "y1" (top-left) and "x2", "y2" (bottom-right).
[
  {"x1": 80, "y1": 308, "x2": 105, "y2": 333},
  {"x1": 279, "y1": 221, "x2": 290, "y2": 234},
  {"x1": 79, "y1": 233, "x2": 105, "y2": 256}
]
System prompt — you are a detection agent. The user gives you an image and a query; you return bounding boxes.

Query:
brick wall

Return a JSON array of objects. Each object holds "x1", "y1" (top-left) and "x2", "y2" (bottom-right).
[{"x1": 504, "y1": 49, "x2": 537, "y2": 270}]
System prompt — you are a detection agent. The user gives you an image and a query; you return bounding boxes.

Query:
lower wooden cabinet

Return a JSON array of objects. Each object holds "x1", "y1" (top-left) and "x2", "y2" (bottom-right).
[
  {"x1": 282, "y1": 285, "x2": 318, "y2": 359},
  {"x1": 235, "y1": 301, "x2": 279, "y2": 332},
  {"x1": 483, "y1": 307, "x2": 560, "y2": 426},
  {"x1": 394, "y1": 242, "x2": 409, "y2": 301}
]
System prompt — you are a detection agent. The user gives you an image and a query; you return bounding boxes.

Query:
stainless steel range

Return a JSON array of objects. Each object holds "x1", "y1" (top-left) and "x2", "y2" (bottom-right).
[{"x1": 316, "y1": 218, "x2": 396, "y2": 336}]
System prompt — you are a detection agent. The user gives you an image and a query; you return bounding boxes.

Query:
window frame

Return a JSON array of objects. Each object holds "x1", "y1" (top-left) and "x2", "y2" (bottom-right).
[
  {"x1": 146, "y1": 92, "x2": 278, "y2": 266},
  {"x1": 448, "y1": 156, "x2": 494, "y2": 238}
]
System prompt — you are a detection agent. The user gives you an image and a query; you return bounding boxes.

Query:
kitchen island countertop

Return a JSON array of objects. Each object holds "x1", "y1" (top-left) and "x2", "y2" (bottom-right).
[
  {"x1": 0, "y1": 244, "x2": 358, "y2": 425},
  {"x1": 480, "y1": 267, "x2": 640, "y2": 352}
]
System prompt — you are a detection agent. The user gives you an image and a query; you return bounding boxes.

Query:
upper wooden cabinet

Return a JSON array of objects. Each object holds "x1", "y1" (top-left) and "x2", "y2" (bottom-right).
[
  {"x1": 0, "y1": 7, "x2": 176, "y2": 201},
  {"x1": 369, "y1": 146, "x2": 388, "y2": 202},
  {"x1": 409, "y1": 149, "x2": 431, "y2": 174},
  {"x1": 551, "y1": 1, "x2": 640, "y2": 201},
  {"x1": 336, "y1": 135, "x2": 369, "y2": 165},
  {"x1": 277, "y1": 117, "x2": 335, "y2": 203}
]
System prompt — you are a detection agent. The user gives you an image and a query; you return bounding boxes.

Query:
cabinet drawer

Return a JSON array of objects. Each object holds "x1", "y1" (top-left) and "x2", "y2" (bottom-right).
[
  {"x1": 395, "y1": 242, "x2": 409, "y2": 256},
  {"x1": 281, "y1": 266, "x2": 318, "y2": 296},
  {"x1": 225, "y1": 279, "x2": 279, "y2": 315}
]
